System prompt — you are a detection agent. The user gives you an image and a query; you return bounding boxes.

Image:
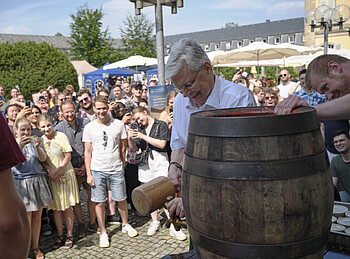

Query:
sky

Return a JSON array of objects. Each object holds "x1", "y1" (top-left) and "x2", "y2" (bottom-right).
[{"x1": 0, "y1": 0, "x2": 305, "y2": 38}]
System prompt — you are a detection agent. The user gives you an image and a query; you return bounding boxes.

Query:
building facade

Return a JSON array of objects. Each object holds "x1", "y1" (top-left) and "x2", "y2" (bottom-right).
[{"x1": 164, "y1": 18, "x2": 305, "y2": 53}]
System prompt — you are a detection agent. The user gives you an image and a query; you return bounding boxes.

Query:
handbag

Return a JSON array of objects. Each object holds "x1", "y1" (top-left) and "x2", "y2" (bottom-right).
[{"x1": 134, "y1": 122, "x2": 160, "y2": 166}]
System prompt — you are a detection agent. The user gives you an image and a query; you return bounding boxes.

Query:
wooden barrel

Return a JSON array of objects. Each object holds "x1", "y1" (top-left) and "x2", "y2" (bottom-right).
[{"x1": 182, "y1": 107, "x2": 333, "y2": 259}]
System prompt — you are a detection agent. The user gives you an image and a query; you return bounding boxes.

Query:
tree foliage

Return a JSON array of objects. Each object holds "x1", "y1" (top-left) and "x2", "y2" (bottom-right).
[
  {"x1": 224, "y1": 22, "x2": 239, "y2": 28},
  {"x1": 0, "y1": 42, "x2": 78, "y2": 100},
  {"x1": 120, "y1": 14, "x2": 156, "y2": 57},
  {"x1": 69, "y1": 4, "x2": 113, "y2": 67}
]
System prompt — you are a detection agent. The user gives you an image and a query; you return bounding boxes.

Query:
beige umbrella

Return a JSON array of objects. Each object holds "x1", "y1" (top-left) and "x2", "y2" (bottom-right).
[{"x1": 212, "y1": 42, "x2": 320, "y2": 77}]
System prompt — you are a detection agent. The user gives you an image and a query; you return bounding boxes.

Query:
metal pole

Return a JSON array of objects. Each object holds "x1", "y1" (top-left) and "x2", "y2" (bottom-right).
[
  {"x1": 324, "y1": 22, "x2": 328, "y2": 55},
  {"x1": 155, "y1": 0, "x2": 165, "y2": 85}
]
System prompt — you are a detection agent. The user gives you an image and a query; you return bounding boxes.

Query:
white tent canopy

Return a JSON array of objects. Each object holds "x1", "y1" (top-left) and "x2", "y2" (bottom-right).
[{"x1": 104, "y1": 55, "x2": 158, "y2": 69}]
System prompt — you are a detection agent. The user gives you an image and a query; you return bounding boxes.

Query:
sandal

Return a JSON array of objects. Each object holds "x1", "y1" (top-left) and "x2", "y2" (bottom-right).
[
  {"x1": 63, "y1": 235, "x2": 74, "y2": 250},
  {"x1": 33, "y1": 248, "x2": 45, "y2": 259},
  {"x1": 52, "y1": 234, "x2": 65, "y2": 250}
]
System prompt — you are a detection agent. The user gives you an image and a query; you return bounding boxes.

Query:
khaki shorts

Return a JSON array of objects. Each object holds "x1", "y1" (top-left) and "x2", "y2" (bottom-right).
[{"x1": 77, "y1": 175, "x2": 91, "y2": 191}]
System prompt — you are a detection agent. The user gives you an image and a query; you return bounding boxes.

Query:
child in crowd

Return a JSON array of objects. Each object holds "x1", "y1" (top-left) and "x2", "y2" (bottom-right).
[
  {"x1": 37, "y1": 114, "x2": 80, "y2": 250},
  {"x1": 12, "y1": 117, "x2": 52, "y2": 259}
]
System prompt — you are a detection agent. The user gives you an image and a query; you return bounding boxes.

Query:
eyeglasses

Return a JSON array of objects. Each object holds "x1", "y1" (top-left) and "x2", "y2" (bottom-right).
[
  {"x1": 279, "y1": 74, "x2": 287, "y2": 77},
  {"x1": 176, "y1": 70, "x2": 200, "y2": 94},
  {"x1": 79, "y1": 97, "x2": 90, "y2": 104},
  {"x1": 265, "y1": 95, "x2": 276, "y2": 100},
  {"x1": 58, "y1": 98, "x2": 66, "y2": 102}
]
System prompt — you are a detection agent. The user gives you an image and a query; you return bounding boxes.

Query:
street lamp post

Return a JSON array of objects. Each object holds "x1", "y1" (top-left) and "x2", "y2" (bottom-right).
[
  {"x1": 305, "y1": 4, "x2": 350, "y2": 54},
  {"x1": 129, "y1": 0, "x2": 184, "y2": 85}
]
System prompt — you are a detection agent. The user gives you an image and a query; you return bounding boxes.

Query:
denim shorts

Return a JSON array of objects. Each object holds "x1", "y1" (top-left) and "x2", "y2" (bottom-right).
[{"x1": 91, "y1": 171, "x2": 127, "y2": 203}]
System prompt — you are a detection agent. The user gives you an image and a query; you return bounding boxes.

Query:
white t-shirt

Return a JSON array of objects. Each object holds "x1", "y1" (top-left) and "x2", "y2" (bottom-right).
[
  {"x1": 277, "y1": 81, "x2": 300, "y2": 99},
  {"x1": 83, "y1": 118, "x2": 127, "y2": 173},
  {"x1": 170, "y1": 75, "x2": 256, "y2": 150}
]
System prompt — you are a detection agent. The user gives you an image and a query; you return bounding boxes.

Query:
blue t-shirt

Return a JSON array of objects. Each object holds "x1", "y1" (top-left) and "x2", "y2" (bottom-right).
[{"x1": 12, "y1": 142, "x2": 47, "y2": 179}]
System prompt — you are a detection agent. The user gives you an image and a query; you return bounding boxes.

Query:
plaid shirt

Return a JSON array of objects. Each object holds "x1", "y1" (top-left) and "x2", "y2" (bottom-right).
[{"x1": 293, "y1": 88, "x2": 328, "y2": 106}]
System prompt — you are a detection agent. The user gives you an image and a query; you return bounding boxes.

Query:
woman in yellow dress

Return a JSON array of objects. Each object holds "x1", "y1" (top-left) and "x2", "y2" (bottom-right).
[{"x1": 38, "y1": 114, "x2": 80, "y2": 250}]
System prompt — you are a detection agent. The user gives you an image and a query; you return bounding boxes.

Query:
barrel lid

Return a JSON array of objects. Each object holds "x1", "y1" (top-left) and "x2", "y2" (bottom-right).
[{"x1": 188, "y1": 106, "x2": 319, "y2": 137}]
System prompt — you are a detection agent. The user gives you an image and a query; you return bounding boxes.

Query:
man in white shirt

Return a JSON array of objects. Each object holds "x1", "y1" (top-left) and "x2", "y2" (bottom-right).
[
  {"x1": 165, "y1": 38, "x2": 256, "y2": 218},
  {"x1": 83, "y1": 96, "x2": 137, "y2": 248},
  {"x1": 277, "y1": 69, "x2": 300, "y2": 99}
]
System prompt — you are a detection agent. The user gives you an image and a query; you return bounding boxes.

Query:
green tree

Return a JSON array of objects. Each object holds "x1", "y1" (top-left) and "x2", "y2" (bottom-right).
[
  {"x1": 119, "y1": 14, "x2": 156, "y2": 57},
  {"x1": 0, "y1": 42, "x2": 78, "y2": 100},
  {"x1": 69, "y1": 4, "x2": 113, "y2": 67},
  {"x1": 224, "y1": 22, "x2": 238, "y2": 29}
]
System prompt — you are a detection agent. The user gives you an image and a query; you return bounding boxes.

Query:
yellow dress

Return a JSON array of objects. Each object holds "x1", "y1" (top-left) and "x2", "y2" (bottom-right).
[{"x1": 42, "y1": 131, "x2": 80, "y2": 211}]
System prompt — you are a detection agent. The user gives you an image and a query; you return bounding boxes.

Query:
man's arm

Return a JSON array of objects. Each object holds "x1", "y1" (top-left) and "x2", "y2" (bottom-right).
[
  {"x1": 0, "y1": 168, "x2": 30, "y2": 258},
  {"x1": 119, "y1": 139, "x2": 127, "y2": 169},
  {"x1": 333, "y1": 177, "x2": 339, "y2": 187},
  {"x1": 84, "y1": 142, "x2": 94, "y2": 186},
  {"x1": 275, "y1": 94, "x2": 350, "y2": 120},
  {"x1": 288, "y1": 81, "x2": 301, "y2": 96},
  {"x1": 168, "y1": 148, "x2": 185, "y2": 192}
]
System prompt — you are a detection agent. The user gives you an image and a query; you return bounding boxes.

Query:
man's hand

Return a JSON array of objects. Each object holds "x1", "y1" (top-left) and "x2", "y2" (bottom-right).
[
  {"x1": 168, "y1": 164, "x2": 182, "y2": 192},
  {"x1": 87, "y1": 174, "x2": 94, "y2": 186},
  {"x1": 166, "y1": 197, "x2": 185, "y2": 219},
  {"x1": 274, "y1": 95, "x2": 310, "y2": 115}
]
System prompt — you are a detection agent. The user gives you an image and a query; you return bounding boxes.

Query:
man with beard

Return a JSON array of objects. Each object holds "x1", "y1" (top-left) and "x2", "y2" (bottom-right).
[
  {"x1": 77, "y1": 88, "x2": 95, "y2": 121},
  {"x1": 54, "y1": 100, "x2": 98, "y2": 236},
  {"x1": 277, "y1": 69, "x2": 300, "y2": 99},
  {"x1": 331, "y1": 129, "x2": 350, "y2": 202},
  {"x1": 131, "y1": 81, "x2": 143, "y2": 105}
]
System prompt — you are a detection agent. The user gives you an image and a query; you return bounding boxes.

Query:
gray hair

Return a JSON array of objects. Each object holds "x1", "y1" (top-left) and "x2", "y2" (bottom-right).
[{"x1": 165, "y1": 38, "x2": 210, "y2": 79}]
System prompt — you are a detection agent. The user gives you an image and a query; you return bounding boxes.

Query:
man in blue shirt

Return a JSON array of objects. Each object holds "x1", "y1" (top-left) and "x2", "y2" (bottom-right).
[{"x1": 54, "y1": 100, "x2": 97, "y2": 237}]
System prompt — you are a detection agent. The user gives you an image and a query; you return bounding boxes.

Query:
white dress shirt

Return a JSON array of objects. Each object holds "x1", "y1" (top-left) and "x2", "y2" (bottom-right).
[{"x1": 170, "y1": 75, "x2": 256, "y2": 150}]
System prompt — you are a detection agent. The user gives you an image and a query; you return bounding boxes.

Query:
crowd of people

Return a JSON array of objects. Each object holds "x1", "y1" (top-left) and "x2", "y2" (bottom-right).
[
  {"x1": 1, "y1": 38, "x2": 350, "y2": 258},
  {"x1": 0, "y1": 77, "x2": 184, "y2": 258}
]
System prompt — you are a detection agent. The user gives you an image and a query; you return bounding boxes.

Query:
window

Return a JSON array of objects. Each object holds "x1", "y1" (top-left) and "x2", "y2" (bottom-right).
[
  {"x1": 215, "y1": 43, "x2": 220, "y2": 50},
  {"x1": 275, "y1": 37, "x2": 280, "y2": 44},
  {"x1": 289, "y1": 36, "x2": 294, "y2": 43},
  {"x1": 225, "y1": 42, "x2": 231, "y2": 50},
  {"x1": 237, "y1": 41, "x2": 243, "y2": 48},
  {"x1": 85, "y1": 79, "x2": 92, "y2": 92},
  {"x1": 205, "y1": 44, "x2": 210, "y2": 51},
  {"x1": 328, "y1": 44, "x2": 334, "y2": 49}
]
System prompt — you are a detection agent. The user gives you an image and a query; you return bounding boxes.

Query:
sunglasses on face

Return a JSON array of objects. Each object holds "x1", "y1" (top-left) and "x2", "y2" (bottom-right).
[
  {"x1": 279, "y1": 74, "x2": 287, "y2": 77},
  {"x1": 265, "y1": 96, "x2": 276, "y2": 100},
  {"x1": 79, "y1": 97, "x2": 89, "y2": 104}
]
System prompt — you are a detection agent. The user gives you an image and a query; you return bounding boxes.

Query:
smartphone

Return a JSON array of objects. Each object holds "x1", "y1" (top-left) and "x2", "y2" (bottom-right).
[
  {"x1": 0, "y1": 96, "x2": 2, "y2": 101},
  {"x1": 169, "y1": 108, "x2": 173, "y2": 113},
  {"x1": 39, "y1": 95, "x2": 45, "y2": 102},
  {"x1": 29, "y1": 136, "x2": 37, "y2": 143},
  {"x1": 25, "y1": 101, "x2": 31, "y2": 107},
  {"x1": 125, "y1": 107, "x2": 131, "y2": 114},
  {"x1": 130, "y1": 123, "x2": 138, "y2": 130}
]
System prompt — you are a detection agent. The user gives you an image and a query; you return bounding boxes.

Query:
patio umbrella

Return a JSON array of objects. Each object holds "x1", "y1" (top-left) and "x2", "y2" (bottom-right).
[
  {"x1": 104, "y1": 55, "x2": 158, "y2": 70},
  {"x1": 212, "y1": 42, "x2": 320, "y2": 77}
]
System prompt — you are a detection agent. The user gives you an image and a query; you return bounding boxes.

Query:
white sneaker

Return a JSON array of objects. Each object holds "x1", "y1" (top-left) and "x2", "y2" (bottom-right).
[
  {"x1": 147, "y1": 221, "x2": 160, "y2": 236},
  {"x1": 170, "y1": 223, "x2": 187, "y2": 241},
  {"x1": 122, "y1": 223, "x2": 138, "y2": 237},
  {"x1": 99, "y1": 232, "x2": 110, "y2": 248}
]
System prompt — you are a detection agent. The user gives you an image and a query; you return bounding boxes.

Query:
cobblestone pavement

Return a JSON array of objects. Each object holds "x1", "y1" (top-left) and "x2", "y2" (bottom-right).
[{"x1": 31, "y1": 189, "x2": 189, "y2": 259}]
